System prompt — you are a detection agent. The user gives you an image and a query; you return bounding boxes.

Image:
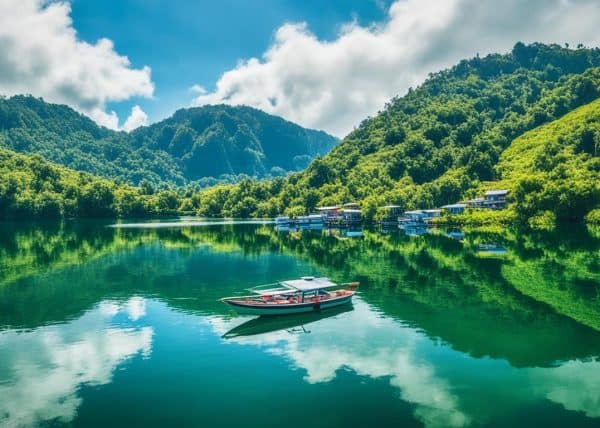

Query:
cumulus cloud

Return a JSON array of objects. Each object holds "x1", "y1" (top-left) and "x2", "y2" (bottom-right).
[
  {"x1": 0, "y1": 303, "x2": 153, "y2": 428},
  {"x1": 214, "y1": 301, "x2": 470, "y2": 427},
  {"x1": 122, "y1": 105, "x2": 149, "y2": 132},
  {"x1": 0, "y1": 0, "x2": 154, "y2": 130},
  {"x1": 531, "y1": 360, "x2": 600, "y2": 418},
  {"x1": 193, "y1": 0, "x2": 600, "y2": 137}
]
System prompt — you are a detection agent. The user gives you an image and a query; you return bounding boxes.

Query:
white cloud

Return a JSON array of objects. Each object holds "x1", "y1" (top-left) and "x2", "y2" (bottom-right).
[
  {"x1": 214, "y1": 301, "x2": 470, "y2": 427},
  {"x1": 0, "y1": 0, "x2": 154, "y2": 130},
  {"x1": 531, "y1": 360, "x2": 600, "y2": 418},
  {"x1": 193, "y1": 0, "x2": 600, "y2": 137},
  {"x1": 125, "y1": 295, "x2": 147, "y2": 320},
  {"x1": 0, "y1": 304, "x2": 153, "y2": 428},
  {"x1": 189, "y1": 84, "x2": 208, "y2": 95},
  {"x1": 122, "y1": 105, "x2": 149, "y2": 132}
]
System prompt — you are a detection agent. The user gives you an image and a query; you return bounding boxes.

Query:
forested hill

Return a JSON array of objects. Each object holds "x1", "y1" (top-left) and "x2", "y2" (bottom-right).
[
  {"x1": 0, "y1": 96, "x2": 338, "y2": 187},
  {"x1": 494, "y1": 98, "x2": 600, "y2": 224},
  {"x1": 195, "y1": 43, "x2": 600, "y2": 221},
  {"x1": 130, "y1": 105, "x2": 338, "y2": 181}
]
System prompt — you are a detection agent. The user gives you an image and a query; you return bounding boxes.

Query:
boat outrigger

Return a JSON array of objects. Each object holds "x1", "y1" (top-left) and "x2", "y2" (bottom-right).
[{"x1": 220, "y1": 276, "x2": 358, "y2": 316}]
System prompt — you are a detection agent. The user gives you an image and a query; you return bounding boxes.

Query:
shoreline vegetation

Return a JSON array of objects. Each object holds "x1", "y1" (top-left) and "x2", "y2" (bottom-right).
[
  {"x1": 1, "y1": 43, "x2": 599, "y2": 229},
  {"x1": 1, "y1": 221, "x2": 598, "y2": 333}
]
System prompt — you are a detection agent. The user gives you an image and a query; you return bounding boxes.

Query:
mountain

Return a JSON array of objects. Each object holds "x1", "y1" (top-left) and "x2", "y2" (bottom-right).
[
  {"x1": 2, "y1": 42, "x2": 599, "y2": 224},
  {"x1": 194, "y1": 43, "x2": 600, "y2": 223},
  {"x1": 0, "y1": 96, "x2": 183, "y2": 186},
  {"x1": 130, "y1": 105, "x2": 338, "y2": 182},
  {"x1": 0, "y1": 96, "x2": 338, "y2": 187}
]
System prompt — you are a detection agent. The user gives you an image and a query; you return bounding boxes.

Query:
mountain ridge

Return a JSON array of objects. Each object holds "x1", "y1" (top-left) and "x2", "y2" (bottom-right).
[
  {"x1": 1, "y1": 42, "x2": 599, "y2": 224},
  {"x1": 193, "y1": 42, "x2": 600, "y2": 222},
  {"x1": 0, "y1": 95, "x2": 338, "y2": 187}
]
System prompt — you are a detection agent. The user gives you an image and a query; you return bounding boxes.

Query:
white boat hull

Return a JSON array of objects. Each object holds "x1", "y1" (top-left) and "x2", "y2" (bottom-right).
[{"x1": 222, "y1": 293, "x2": 354, "y2": 316}]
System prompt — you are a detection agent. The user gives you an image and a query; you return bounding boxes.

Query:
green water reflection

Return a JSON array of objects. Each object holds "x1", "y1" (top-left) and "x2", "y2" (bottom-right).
[{"x1": 0, "y1": 221, "x2": 598, "y2": 427}]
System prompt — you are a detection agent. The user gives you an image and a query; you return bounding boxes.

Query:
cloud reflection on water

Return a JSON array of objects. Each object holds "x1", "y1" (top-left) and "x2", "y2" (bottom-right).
[
  {"x1": 213, "y1": 301, "x2": 470, "y2": 427},
  {"x1": 532, "y1": 360, "x2": 600, "y2": 418},
  {"x1": 213, "y1": 299, "x2": 600, "y2": 427},
  {"x1": 0, "y1": 297, "x2": 153, "y2": 428}
]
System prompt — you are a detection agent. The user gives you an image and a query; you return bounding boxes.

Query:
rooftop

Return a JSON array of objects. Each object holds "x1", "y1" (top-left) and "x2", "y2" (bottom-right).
[
  {"x1": 442, "y1": 204, "x2": 467, "y2": 209},
  {"x1": 281, "y1": 276, "x2": 338, "y2": 292},
  {"x1": 485, "y1": 190, "x2": 509, "y2": 196}
]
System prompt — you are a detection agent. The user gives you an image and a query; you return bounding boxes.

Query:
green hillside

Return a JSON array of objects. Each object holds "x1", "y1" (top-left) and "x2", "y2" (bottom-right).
[
  {"x1": 495, "y1": 98, "x2": 600, "y2": 224},
  {"x1": 0, "y1": 146, "x2": 195, "y2": 219},
  {"x1": 2, "y1": 43, "x2": 599, "y2": 224},
  {"x1": 0, "y1": 96, "x2": 183, "y2": 185},
  {"x1": 131, "y1": 105, "x2": 337, "y2": 182},
  {"x1": 194, "y1": 43, "x2": 600, "y2": 222},
  {"x1": 0, "y1": 96, "x2": 337, "y2": 187}
]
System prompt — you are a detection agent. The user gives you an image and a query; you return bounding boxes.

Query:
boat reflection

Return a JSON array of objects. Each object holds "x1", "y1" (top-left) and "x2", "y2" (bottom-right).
[
  {"x1": 222, "y1": 305, "x2": 353, "y2": 338},
  {"x1": 212, "y1": 298, "x2": 600, "y2": 427},
  {"x1": 213, "y1": 299, "x2": 472, "y2": 427}
]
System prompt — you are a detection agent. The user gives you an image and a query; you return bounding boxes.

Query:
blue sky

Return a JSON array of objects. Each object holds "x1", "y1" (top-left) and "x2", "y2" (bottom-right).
[
  {"x1": 70, "y1": 0, "x2": 394, "y2": 128},
  {"x1": 1, "y1": 0, "x2": 599, "y2": 136}
]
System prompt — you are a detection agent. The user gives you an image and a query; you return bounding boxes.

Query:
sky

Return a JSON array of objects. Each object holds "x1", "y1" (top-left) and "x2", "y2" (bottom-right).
[{"x1": 1, "y1": 0, "x2": 599, "y2": 137}]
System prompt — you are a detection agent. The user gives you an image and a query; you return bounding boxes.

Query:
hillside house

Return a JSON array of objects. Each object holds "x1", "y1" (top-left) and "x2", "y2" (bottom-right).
[{"x1": 441, "y1": 203, "x2": 467, "y2": 214}]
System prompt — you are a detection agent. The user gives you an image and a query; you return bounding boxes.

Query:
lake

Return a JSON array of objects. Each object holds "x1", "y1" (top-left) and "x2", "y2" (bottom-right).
[{"x1": 0, "y1": 220, "x2": 599, "y2": 427}]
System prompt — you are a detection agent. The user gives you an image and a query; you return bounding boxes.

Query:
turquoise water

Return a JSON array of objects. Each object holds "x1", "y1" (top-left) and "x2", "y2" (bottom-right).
[{"x1": 0, "y1": 221, "x2": 599, "y2": 427}]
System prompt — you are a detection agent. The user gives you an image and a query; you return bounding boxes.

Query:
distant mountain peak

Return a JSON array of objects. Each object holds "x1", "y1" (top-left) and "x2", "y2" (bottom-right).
[{"x1": 0, "y1": 96, "x2": 338, "y2": 186}]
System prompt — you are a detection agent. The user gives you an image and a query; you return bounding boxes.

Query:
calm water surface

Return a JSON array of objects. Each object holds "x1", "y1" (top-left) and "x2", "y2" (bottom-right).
[{"x1": 0, "y1": 220, "x2": 599, "y2": 427}]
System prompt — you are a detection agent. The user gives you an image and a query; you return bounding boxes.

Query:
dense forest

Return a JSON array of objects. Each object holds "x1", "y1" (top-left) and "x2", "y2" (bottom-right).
[
  {"x1": 1, "y1": 43, "x2": 599, "y2": 224},
  {"x1": 131, "y1": 105, "x2": 338, "y2": 183},
  {"x1": 0, "y1": 97, "x2": 337, "y2": 187},
  {"x1": 192, "y1": 43, "x2": 600, "y2": 223},
  {"x1": 0, "y1": 146, "x2": 198, "y2": 219},
  {"x1": 494, "y1": 99, "x2": 600, "y2": 226}
]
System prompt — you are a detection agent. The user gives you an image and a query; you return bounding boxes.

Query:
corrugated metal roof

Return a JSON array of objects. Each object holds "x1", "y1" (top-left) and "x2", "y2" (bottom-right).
[
  {"x1": 281, "y1": 277, "x2": 338, "y2": 291},
  {"x1": 442, "y1": 204, "x2": 467, "y2": 209},
  {"x1": 485, "y1": 190, "x2": 508, "y2": 196}
]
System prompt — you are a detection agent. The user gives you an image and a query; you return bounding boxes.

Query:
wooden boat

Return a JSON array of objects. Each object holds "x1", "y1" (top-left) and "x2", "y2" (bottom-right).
[{"x1": 220, "y1": 276, "x2": 358, "y2": 316}]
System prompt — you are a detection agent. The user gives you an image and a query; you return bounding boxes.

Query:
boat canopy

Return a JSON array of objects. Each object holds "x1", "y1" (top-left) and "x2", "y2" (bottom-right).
[
  {"x1": 281, "y1": 277, "x2": 338, "y2": 291},
  {"x1": 248, "y1": 276, "x2": 338, "y2": 295}
]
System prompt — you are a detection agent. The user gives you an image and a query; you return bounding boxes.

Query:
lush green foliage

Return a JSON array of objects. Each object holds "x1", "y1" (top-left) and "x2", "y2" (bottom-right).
[
  {"x1": 2, "y1": 43, "x2": 598, "y2": 223},
  {"x1": 0, "y1": 96, "x2": 183, "y2": 186},
  {"x1": 495, "y1": 98, "x2": 600, "y2": 223},
  {"x1": 1, "y1": 222, "x2": 598, "y2": 363},
  {"x1": 0, "y1": 96, "x2": 337, "y2": 186},
  {"x1": 586, "y1": 208, "x2": 600, "y2": 224},
  {"x1": 195, "y1": 43, "x2": 600, "y2": 221},
  {"x1": 131, "y1": 105, "x2": 338, "y2": 181},
  {"x1": 0, "y1": 146, "x2": 199, "y2": 219}
]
